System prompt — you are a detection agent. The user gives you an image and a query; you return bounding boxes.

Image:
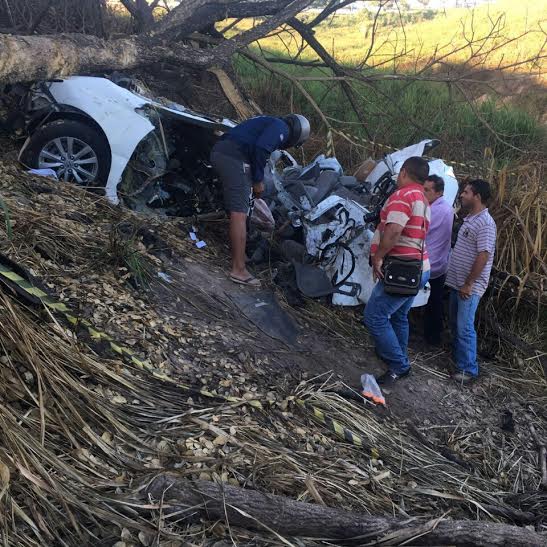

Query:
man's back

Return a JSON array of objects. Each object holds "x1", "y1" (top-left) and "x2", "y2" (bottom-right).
[
  {"x1": 223, "y1": 116, "x2": 289, "y2": 183},
  {"x1": 225, "y1": 116, "x2": 288, "y2": 151}
]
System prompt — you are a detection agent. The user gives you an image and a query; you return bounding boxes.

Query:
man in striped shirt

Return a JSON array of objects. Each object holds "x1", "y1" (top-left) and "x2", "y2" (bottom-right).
[
  {"x1": 364, "y1": 157, "x2": 431, "y2": 386},
  {"x1": 446, "y1": 179, "x2": 497, "y2": 383}
]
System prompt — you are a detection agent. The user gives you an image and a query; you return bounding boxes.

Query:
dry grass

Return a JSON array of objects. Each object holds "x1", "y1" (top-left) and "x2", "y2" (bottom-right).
[
  {"x1": 475, "y1": 161, "x2": 547, "y2": 366},
  {"x1": 490, "y1": 163, "x2": 546, "y2": 279},
  {"x1": 0, "y1": 164, "x2": 545, "y2": 545},
  {"x1": 0, "y1": 288, "x2": 545, "y2": 544}
]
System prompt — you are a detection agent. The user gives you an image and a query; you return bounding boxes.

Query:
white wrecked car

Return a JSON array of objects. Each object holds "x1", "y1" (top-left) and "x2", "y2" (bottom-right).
[
  {"x1": 8, "y1": 77, "x2": 458, "y2": 308},
  {"x1": 13, "y1": 75, "x2": 234, "y2": 213},
  {"x1": 265, "y1": 140, "x2": 459, "y2": 308}
]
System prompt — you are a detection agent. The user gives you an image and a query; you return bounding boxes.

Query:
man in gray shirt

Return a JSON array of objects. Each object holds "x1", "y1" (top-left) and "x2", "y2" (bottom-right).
[{"x1": 446, "y1": 179, "x2": 497, "y2": 383}]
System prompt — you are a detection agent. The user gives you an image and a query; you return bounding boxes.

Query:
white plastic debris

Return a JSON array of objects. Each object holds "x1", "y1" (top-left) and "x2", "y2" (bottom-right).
[
  {"x1": 187, "y1": 226, "x2": 206, "y2": 249},
  {"x1": 300, "y1": 154, "x2": 342, "y2": 177},
  {"x1": 360, "y1": 374, "x2": 385, "y2": 405},
  {"x1": 28, "y1": 168, "x2": 58, "y2": 179},
  {"x1": 250, "y1": 198, "x2": 275, "y2": 232},
  {"x1": 302, "y1": 196, "x2": 376, "y2": 306},
  {"x1": 157, "y1": 272, "x2": 173, "y2": 283}
]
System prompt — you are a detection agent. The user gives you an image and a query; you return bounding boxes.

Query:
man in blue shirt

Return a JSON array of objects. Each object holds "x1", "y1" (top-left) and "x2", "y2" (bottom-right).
[{"x1": 210, "y1": 114, "x2": 310, "y2": 286}]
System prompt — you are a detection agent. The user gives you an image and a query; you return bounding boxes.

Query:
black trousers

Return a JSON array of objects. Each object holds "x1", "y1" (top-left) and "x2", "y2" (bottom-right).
[{"x1": 423, "y1": 274, "x2": 446, "y2": 345}]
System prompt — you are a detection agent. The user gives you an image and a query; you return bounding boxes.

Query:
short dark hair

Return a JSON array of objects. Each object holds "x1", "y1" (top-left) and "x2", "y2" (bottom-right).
[
  {"x1": 466, "y1": 178, "x2": 492, "y2": 204},
  {"x1": 426, "y1": 174, "x2": 444, "y2": 193},
  {"x1": 401, "y1": 157, "x2": 429, "y2": 183}
]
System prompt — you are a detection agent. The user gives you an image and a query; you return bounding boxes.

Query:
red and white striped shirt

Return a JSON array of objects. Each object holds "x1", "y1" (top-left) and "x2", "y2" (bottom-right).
[{"x1": 370, "y1": 183, "x2": 431, "y2": 272}]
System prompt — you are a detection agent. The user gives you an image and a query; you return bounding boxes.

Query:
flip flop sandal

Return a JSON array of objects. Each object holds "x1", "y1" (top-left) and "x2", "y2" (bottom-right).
[{"x1": 229, "y1": 275, "x2": 261, "y2": 287}]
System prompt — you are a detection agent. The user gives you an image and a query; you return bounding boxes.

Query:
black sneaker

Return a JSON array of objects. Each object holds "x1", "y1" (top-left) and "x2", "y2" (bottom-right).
[{"x1": 376, "y1": 369, "x2": 411, "y2": 386}]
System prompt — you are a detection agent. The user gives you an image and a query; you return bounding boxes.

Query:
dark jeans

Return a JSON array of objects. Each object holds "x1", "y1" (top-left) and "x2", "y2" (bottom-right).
[
  {"x1": 364, "y1": 270, "x2": 430, "y2": 375},
  {"x1": 423, "y1": 274, "x2": 446, "y2": 345}
]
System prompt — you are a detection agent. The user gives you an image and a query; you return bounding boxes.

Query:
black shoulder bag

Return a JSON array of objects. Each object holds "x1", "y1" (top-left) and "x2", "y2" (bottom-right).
[{"x1": 382, "y1": 207, "x2": 426, "y2": 296}]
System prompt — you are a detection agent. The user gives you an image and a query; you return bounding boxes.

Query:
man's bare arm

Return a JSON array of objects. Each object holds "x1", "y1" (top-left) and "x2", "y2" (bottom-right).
[
  {"x1": 371, "y1": 223, "x2": 404, "y2": 280},
  {"x1": 375, "y1": 223, "x2": 403, "y2": 259},
  {"x1": 460, "y1": 251, "x2": 490, "y2": 299}
]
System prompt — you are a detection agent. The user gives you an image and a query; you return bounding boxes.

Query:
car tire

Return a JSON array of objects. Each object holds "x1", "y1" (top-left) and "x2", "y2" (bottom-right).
[{"x1": 21, "y1": 119, "x2": 111, "y2": 187}]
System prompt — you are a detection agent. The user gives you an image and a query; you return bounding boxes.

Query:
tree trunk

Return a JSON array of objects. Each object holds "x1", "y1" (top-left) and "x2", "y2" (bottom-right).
[
  {"x1": 0, "y1": 34, "x2": 218, "y2": 86},
  {"x1": 119, "y1": 0, "x2": 155, "y2": 32},
  {"x1": 146, "y1": 474, "x2": 547, "y2": 546},
  {"x1": 154, "y1": 0, "x2": 304, "y2": 36}
]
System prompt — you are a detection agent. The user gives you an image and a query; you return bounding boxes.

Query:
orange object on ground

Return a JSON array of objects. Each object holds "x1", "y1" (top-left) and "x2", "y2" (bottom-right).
[{"x1": 360, "y1": 373, "x2": 386, "y2": 405}]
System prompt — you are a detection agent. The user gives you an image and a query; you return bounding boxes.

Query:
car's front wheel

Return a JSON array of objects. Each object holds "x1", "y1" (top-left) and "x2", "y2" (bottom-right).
[{"x1": 21, "y1": 119, "x2": 111, "y2": 186}]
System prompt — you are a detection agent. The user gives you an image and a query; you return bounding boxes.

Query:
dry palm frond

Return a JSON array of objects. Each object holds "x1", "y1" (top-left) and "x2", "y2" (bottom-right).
[{"x1": 1, "y1": 287, "x2": 545, "y2": 545}]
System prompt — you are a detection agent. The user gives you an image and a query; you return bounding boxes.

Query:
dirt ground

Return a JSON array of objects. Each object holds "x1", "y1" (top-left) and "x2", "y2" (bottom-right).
[
  {"x1": 147, "y1": 235, "x2": 542, "y2": 437},
  {"x1": 0, "y1": 121, "x2": 543, "y2": 460},
  {"x1": 140, "y1": 244, "x2": 546, "y2": 514}
]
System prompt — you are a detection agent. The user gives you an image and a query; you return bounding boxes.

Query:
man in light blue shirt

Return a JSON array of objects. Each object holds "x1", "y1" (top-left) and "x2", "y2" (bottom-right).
[{"x1": 423, "y1": 175, "x2": 454, "y2": 346}]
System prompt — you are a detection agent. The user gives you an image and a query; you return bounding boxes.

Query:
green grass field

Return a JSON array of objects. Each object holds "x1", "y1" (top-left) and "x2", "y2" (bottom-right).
[
  {"x1": 235, "y1": 55, "x2": 545, "y2": 166},
  {"x1": 231, "y1": 0, "x2": 546, "y2": 166}
]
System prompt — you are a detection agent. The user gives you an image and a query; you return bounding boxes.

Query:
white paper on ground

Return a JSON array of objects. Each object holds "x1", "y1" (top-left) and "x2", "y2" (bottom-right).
[{"x1": 157, "y1": 272, "x2": 173, "y2": 283}]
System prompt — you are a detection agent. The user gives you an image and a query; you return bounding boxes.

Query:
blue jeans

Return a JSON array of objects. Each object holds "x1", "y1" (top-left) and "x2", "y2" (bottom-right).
[
  {"x1": 364, "y1": 270, "x2": 430, "y2": 375},
  {"x1": 448, "y1": 289, "x2": 481, "y2": 376}
]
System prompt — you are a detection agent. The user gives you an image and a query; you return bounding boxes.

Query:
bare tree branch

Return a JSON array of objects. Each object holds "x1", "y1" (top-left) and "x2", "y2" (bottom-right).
[
  {"x1": 155, "y1": 0, "x2": 308, "y2": 37},
  {"x1": 119, "y1": 0, "x2": 155, "y2": 31},
  {"x1": 28, "y1": 0, "x2": 52, "y2": 33},
  {"x1": 358, "y1": 0, "x2": 387, "y2": 69},
  {"x1": 454, "y1": 81, "x2": 524, "y2": 153},
  {"x1": 242, "y1": 47, "x2": 331, "y2": 127},
  {"x1": 222, "y1": 0, "x2": 314, "y2": 52},
  {"x1": 307, "y1": 0, "x2": 359, "y2": 28},
  {"x1": 288, "y1": 16, "x2": 373, "y2": 138},
  {"x1": 1, "y1": 0, "x2": 15, "y2": 28},
  {"x1": 219, "y1": 17, "x2": 243, "y2": 35},
  {"x1": 264, "y1": 56, "x2": 328, "y2": 67}
]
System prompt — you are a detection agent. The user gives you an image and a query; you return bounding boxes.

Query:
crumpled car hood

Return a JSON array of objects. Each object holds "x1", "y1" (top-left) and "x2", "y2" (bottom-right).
[{"x1": 45, "y1": 76, "x2": 235, "y2": 203}]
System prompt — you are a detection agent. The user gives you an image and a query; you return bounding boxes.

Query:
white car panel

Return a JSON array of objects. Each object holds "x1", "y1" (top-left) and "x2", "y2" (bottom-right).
[
  {"x1": 47, "y1": 77, "x2": 155, "y2": 203},
  {"x1": 45, "y1": 76, "x2": 234, "y2": 203},
  {"x1": 303, "y1": 195, "x2": 429, "y2": 307}
]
